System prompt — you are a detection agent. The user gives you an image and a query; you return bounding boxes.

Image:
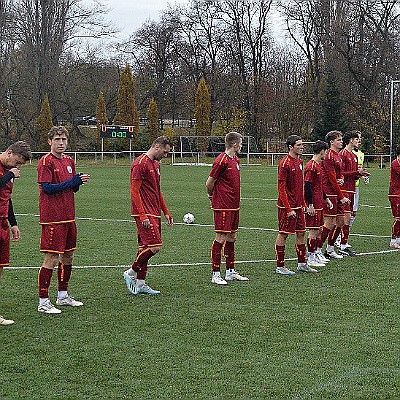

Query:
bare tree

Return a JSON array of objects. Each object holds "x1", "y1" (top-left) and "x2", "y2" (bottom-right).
[{"x1": 7, "y1": 0, "x2": 113, "y2": 144}]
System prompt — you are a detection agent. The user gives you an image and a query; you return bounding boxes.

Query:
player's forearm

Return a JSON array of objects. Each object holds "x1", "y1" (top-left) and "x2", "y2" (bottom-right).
[
  {"x1": 160, "y1": 193, "x2": 170, "y2": 216},
  {"x1": 41, "y1": 174, "x2": 82, "y2": 194},
  {"x1": 304, "y1": 181, "x2": 313, "y2": 205},
  {"x1": 7, "y1": 199, "x2": 17, "y2": 227},
  {"x1": 328, "y1": 171, "x2": 344, "y2": 199},
  {"x1": 278, "y1": 180, "x2": 292, "y2": 212},
  {"x1": 0, "y1": 171, "x2": 15, "y2": 189},
  {"x1": 131, "y1": 179, "x2": 147, "y2": 220}
]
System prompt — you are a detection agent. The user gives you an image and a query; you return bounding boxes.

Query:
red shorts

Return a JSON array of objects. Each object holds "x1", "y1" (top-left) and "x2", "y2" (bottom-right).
[
  {"x1": 0, "y1": 219, "x2": 10, "y2": 266},
  {"x1": 305, "y1": 209, "x2": 324, "y2": 229},
  {"x1": 134, "y1": 216, "x2": 162, "y2": 248},
  {"x1": 342, "y1": 192, "x2": 355, "y2": 214},
  {"x1": 278, "y1": 207, "x2": 305, "y2": 235},
  {"x1": 40, "y1": 222, "x2": 77, "y2": 254},
  {"x1": 389, "y1": 197, "x2": 400, "y2": 219},
  {"x1": 324, "y1": 196, "x2": 345, "y2": 217},
  {"x1": 213, "y1": 210, "x2": 239, "y2": 233}
]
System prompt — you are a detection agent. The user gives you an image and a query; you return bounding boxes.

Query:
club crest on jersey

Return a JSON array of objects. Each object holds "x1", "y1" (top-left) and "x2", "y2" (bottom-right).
[
  {"x1": 157, "y1": 168, "x2": 160, "y2": 175},
  {"x1": 67, "y1": 166, "x2": 73, "y2": 174},
  {"x1": 237, "y1": 164, "x2": 240, "y2": 170}
]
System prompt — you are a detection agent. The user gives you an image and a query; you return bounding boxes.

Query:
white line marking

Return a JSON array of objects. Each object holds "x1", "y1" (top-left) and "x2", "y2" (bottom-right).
[
  {"x1": 4, "y1": 249, "x2": 398, "y2": 270},
  {"x1": 15, "y1": 213, "x2": 391, "y2": 237}
]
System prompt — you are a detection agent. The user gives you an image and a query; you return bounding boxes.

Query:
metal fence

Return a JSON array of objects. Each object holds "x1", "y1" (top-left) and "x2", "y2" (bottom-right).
[{"x1": 29, "y1": 151, "x2": 391, "y2": 168}]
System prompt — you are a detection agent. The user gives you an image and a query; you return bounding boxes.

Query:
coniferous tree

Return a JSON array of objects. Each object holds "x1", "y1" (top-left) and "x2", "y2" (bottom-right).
[
  {"x1": 146, "y1": 97, "x2": 159, "y2": 143},
  {"x1": 313, "y1": 69, "x2": 346, "y2": 140},
  {"x1": 36, "y1": 95, "x2": 53, "y2": 150},
  {"x1": 194, "y1": 77, "x2": 211, "y2": 152},
  {"x1": 113, "y1": 64, "x2": 139, "y2": 149}
]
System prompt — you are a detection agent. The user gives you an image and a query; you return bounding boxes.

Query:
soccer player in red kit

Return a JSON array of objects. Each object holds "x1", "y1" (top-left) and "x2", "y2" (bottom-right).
[
  {"x1": 123, "y1": 136, "x2": 173, "y2": 295},
  {"x1": 206, "y1": 131, "x2": 248, "y2": 285},
  {"x1": 320, "y1": 130, "x2": 351, "y2": 260},
  {"x1": 275, "y1": 135, "x2": 307, "y2": 275},
  {"x1": 389, "y1": 145, "x2": 400, "y2": 249},
  {"x1": 0, "y1": 141, "x2": 31, "y2": 325},
  {"x1": 338, "y1": 131, "x2": 370, "y2": 256},
  {"x1": 37, "y1": 126, "x2": 91, "y2": 314},
  {"x1": 304, "y1": 140, "x2": 332, "y2": 270}
]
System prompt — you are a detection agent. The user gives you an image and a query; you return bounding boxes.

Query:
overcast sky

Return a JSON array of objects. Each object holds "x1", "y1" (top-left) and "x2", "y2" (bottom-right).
[{"x1": 101, "y1": 0, "x2": 190, "y2": 39}]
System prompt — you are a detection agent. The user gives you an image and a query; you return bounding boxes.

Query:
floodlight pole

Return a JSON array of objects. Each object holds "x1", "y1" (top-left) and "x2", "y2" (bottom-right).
[{"x1": 390, "y1": 80, "x2": 400, "y2": 165}]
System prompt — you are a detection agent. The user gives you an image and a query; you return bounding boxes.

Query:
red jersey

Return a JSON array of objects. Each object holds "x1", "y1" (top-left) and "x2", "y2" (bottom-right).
[
  {"x1": 38, "y1": 153, "x2": 76, "y2": 224},
  {"x1": 321, "y1": 148, "x2": 344, "y2": 199},
  {"x1": 277, "y1": 154, "x2": 304, "y2": 210},
  {"x1": 131, "y1": 154, "x2": 162, "y2": 218},
  {"x1": 209, "y1": 152, "x2": 240, "y2": 210},
  {"x1": 304, "y1": 160, "x2": 324, "y2": 209},
  {"x1": 389, "y1": 158, "x2": 400, "y2": 197},
  {"x1": 0, "y1": 163, "x2": 13, "y2": 218},
  {"x1": 339, "y1": 148, "x2": 359, "y2": 194}
]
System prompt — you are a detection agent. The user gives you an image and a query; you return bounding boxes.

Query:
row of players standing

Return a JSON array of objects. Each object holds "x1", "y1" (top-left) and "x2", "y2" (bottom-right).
[
  {"x1": 1, "y1": 129, "x2": 400, "y2": 323},
  {"x1": 275, "y1": 130, "x2": 371, "y2": 275}
]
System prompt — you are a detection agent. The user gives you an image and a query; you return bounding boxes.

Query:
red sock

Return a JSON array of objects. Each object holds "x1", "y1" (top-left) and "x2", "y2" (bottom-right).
[
  {"x1": 392, "y1": 220, "x2": 400, "y2": 238},
  {"x1": 307, "y1": 237, "x2": 317, "y2": 253},
  {"x1": 132, "y1": 247, "x2": 154, "y2": 280},
  {"x1": 224, "y1": 241, "x2": 235, "y2": 271},
  {"x1": 275, "y1": 244, "x2": 285, "y2": 268},
  {"x1": 320, "y1": 226, "x2": 331, "y2": 247},
  {"x1": 296, "y1": 243, "x2": 307, "y2": 264},
  {"x1": 328, "y1": 225, "x2": 341, "y2": 246},
  {"x1": 341, "y1": 225, "x2": 350, "y2": 245},
  {"x1": 38, "y1": 267, "x2": 53, "y2": 298},
  {"x1": 58, "y1": 263, "x2": 72, "y2": 292},
  {"x1": 211, "y1": 240, "x2": 223, "y2": 272}
]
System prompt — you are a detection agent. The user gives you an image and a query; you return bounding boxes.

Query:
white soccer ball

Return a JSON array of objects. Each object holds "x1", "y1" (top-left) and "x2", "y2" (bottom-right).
[{"x1": 183, "y1": 213, "x2": 195, "y2": 224}]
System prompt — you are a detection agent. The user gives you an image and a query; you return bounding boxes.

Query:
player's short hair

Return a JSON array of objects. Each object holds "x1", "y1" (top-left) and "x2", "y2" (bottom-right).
[
  {"x1": 286, "y1": 135, "x2": 302, "y2": 149},
  {"x1": 225, "y1": 131, "x2": 243, "y2": 148},
  {"x1": 325, "y1": 130, "x2": 342, "y2": 145},
  {"x1": 343, "y1": 130, "x2": 361, "y2": 146},
  {"x1": 48, "y1": 126, "x2": 69, "y2": 140},
  {"x1": 151, "y1": 136, "x2": 171, "y2": 148},
  {"x1": 396, "y1": 145, "x2": 400, "y2": 156},
  {"x1": 313, "y1": 140, "x2": 328, "y2": 154},
  {"x1": 6, "y1": 141, "x2": 32, "y2": 161}
]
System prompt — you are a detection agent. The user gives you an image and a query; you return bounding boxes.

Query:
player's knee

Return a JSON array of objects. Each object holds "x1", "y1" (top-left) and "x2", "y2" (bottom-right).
[
  {"x1": 151, "y1": 246, "x2": 162, "y2": 254},
  {"x1": 61, "y1": 251, "x2": 74, "y2": 265}
]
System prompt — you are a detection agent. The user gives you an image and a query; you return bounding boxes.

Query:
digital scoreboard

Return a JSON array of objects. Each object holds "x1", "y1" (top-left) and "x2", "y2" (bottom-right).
[{"x1": 100, "y1": 125, "x2": 135, "y2": 139}]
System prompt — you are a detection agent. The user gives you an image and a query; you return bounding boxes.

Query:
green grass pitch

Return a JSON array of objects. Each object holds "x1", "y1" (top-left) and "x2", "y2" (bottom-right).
[{"x1": 0, "y1": 162, "x2": 398, "y2": 399}]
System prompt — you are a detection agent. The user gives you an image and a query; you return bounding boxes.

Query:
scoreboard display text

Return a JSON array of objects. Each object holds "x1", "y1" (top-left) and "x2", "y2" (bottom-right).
[{"x1": 100, "y1": 125, "x2": 135, "y2": 139}]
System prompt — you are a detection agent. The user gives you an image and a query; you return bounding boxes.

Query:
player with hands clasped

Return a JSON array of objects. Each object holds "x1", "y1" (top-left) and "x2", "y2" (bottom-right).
[
  {"x1": 206, "y1": 132, "x2": 248, "y2": 285},
  {"x1": 0, "y1": 141, "x2": 32, "y2": 325},
  {"x1": 275, "y1": 135, "x2": 308, "y2": 275},
  {"x1": 320, "y1": 130, "x2": 351, "y2": 260},
  {"x1": 123, "y1": 136, "x2": 173, "y2": 295},
  {"x1": 304, "y1": 140, "x2": 332, "y2": 270},
  {"x1": 37, "y1": 126, "x2": 90, "y2": 314}
]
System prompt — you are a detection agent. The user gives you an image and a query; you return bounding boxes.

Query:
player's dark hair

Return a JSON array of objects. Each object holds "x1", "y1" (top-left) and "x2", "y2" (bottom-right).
[
  {"x1": 48, "y1": 126, "x2": 69, "y2": 140},
  {"x1": 225, "y1": 131, "x2": 242, "y2": 148},
  {"x1": 152, "y1": 136, "x2": 171, "y2": 148},
  {"x1": 396, "y1": 145, "x2": 400, "y2": 156},
  {"x1": 6, "y1": 141, "x2": 32, "y2": 161},
  {"x1": 325, "y1": 130, "x2": 342, "y2": 146},
  {"x1": 313, "y1": 140, "x2": 328, "y2": 154},
  {"x1": 286, "y1": 135, "x2": 302, "y2": 150},
  {"x1": 343, "y1": 130, "x2": 361, "y2": 146}
]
